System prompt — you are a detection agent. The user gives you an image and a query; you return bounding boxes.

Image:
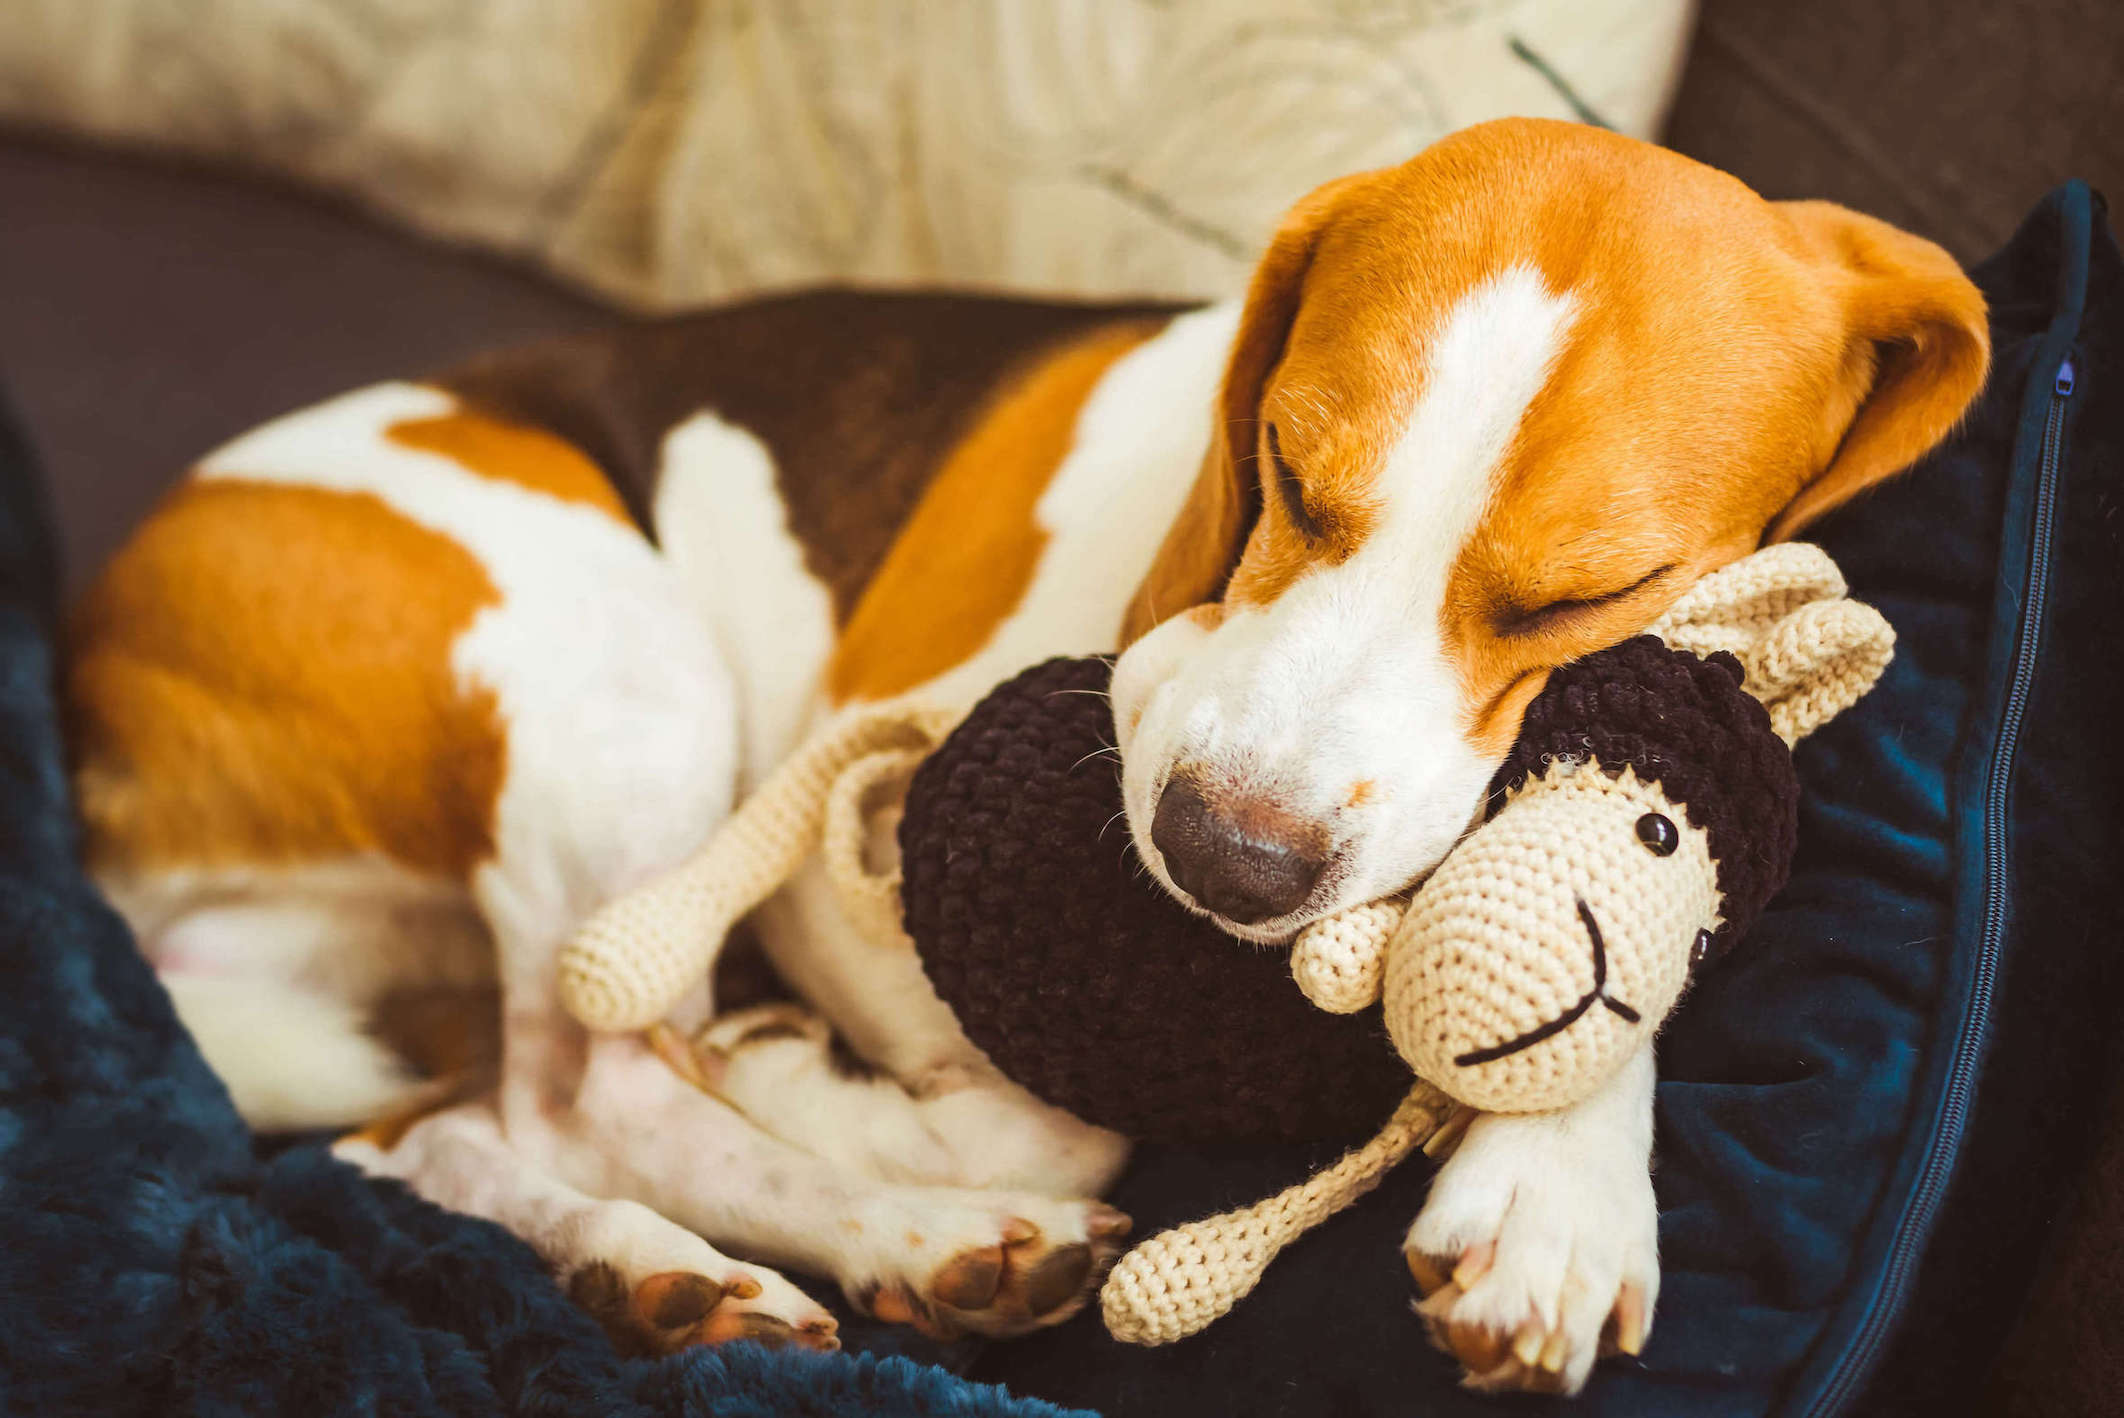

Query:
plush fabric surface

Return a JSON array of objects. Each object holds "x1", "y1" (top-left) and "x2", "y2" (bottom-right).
[
  {"x1": 975, "y1": 186, "x2": 2124, "y2": 1417},
  {"x1": 0, "y1": 393, "x2": 1082, "y2": 1418},
  {"x1": 0, "y1": 1, "x2": 1689, "y2": 311}
]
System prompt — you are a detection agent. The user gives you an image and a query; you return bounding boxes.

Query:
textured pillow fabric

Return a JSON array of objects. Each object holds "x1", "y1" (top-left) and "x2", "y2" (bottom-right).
[
  {"x1": 0, "y1": 1, "x2": 1690, "y2": 310},
  {"x1": 974, "y1": 184, "x2": 2124, "y2": 1418}
]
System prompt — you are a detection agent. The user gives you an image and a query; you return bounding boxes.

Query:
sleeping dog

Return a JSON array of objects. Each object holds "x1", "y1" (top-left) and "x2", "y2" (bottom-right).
[{"x1": 64, "y1": 119, "x2": 1986, "y2": 1393}]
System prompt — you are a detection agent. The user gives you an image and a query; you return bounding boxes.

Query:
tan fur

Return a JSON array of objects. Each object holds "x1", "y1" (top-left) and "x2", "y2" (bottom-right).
[
  {"x1": 389, "y1": 407, "x2": 633, "y2": 520},
  {"x1": 1124, "y1": 120, "x2": 1988, "y2": 756},
  {"x1": 67, "y1": 479, "x2": 508, "y2": 879},
  {"x1": 829, "y1": 322, "x2": 1158, "y2": 702}
]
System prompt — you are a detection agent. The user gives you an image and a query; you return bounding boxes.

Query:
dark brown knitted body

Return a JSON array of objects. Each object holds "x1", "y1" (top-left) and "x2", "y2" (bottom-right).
[{"x1": 898, "y1": 657, "x2": 1411, "y2": 1144}]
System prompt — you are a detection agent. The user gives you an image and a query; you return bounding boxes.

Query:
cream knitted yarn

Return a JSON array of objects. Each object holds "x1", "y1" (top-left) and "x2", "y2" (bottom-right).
[
  {"x1": 1101, "y1": 1081, "x2": 1458, "y2": 1345},
  {"x1": 1386, "y1": 763, "x2": 1720, "y2": 1113},
  {"x1": 555, "y1": 697, "x2": 959, "y2": 1032},
  {"x1": 1648, "y1": 542, "x2": 1893, "y2": 747},
  {"x1": 1101, "y1": 543, "x2": 1895, "y2": 1347},
  {"x1": 1289, "y1": 901, "x2": 1404, "y2": 1014},
  {"x1": 1286, "y1": 541, "x2": 1894, "y2": 1025},
  {"x1": 553, "y1": 542, "x2": 1894, "y2": 1350}
]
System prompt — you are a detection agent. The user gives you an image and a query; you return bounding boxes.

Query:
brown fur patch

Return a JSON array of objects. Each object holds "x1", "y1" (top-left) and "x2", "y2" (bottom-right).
[
  {"x1": 67, "y1": 478, "x2": 507, "y2": 879},
  {"x1": 438, "y1": 293, "x2": 1184, "y2": 618},
  {"x1": 370, "y1": 984, "x2": 502, "y2": 1081},
  {"x1": 388, "y1": 407, "x2": 631, "y2": 519},
  {"x1": 828, "y1": 322, "x2": 1157, "y2": 701}
]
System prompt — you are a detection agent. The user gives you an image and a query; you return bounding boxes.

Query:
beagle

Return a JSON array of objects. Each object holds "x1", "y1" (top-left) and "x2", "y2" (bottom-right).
[{"x1": 64, "y1": 119, "x2": 1987, "y2": 1390}]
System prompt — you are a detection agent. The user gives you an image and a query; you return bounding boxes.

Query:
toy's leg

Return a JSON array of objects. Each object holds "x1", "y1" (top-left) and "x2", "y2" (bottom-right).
[
  {"x1": 549, "y1": 1029, "x2": 1131, "y2": 1339},
  {"x1": 1404, "y1": 1041, "x2": 1660, "y2": 1396},
  {"x1": 336, "y1": 1101, "x2": 838, "y2": 1353},
  {"x1": 691, "y1": 1001, "x2": 1131, "y2": 1197}
]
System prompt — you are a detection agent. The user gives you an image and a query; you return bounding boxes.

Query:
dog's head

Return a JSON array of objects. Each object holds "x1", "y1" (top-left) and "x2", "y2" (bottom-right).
[{"x1": 1112, "y1": 118, "x2": 1988, "y2": 942}]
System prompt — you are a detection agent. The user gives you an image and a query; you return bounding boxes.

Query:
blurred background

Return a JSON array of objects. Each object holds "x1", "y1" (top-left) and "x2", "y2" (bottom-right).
[{"x1": 1, "y1": 0, "x2": 2116, "y2": 593}]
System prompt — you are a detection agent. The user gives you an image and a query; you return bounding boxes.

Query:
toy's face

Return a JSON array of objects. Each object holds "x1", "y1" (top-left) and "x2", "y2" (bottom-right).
[{"x1": 1383, "y1": 762, "x2": 1721, "y2": 1113}]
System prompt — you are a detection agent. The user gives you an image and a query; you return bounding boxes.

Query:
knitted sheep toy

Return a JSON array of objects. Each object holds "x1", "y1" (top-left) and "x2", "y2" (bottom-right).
[{"x1": 551, "y1": 543, "x2": 1895, "y2": 1344}]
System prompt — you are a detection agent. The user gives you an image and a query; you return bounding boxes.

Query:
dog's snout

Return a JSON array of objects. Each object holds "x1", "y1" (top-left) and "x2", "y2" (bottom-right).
[{"x1": 1150, "y1": 775, "x2": 1328, "y2": 925}]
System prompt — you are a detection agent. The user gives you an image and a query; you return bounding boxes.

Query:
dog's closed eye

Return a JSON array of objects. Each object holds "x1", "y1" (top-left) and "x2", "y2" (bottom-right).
[
  {"x1": 1264, "y1": 425, "x2": 1325, "y2": 541},
  {"x1": 1493, "y1": 564, "x2": 1677, "y2": 637}
]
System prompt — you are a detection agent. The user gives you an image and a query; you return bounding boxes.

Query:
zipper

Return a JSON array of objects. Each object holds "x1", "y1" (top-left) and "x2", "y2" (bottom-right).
[{"x1": 1803, "y1": 351, "x2": 2075, "y2": 1416}]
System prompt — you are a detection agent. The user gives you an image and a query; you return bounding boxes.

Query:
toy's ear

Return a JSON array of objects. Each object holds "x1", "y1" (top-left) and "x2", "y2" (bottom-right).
[
  {"x1": 1649, "y1": 544, "x2": 1896, "y2": 746},
  {"x1": 1122, "y1": 173, "x2": 1369, "y2": 645},
  {"x1": 1768, "y1": 202, "x2": 1990, "y2": 540}
]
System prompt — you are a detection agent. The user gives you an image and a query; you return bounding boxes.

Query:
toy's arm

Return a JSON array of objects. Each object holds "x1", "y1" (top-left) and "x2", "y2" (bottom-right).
[{"x1": 1290, "y1": 899, "x2": 1404, "y2": 1012}]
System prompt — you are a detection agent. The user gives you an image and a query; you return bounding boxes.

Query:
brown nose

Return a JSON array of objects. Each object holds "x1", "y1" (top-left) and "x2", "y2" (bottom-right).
[{"x1": 1151, "y1": 775, "x2": 1328, "y2": 925}]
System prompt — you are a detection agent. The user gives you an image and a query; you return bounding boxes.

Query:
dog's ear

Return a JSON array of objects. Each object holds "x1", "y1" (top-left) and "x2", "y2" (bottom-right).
[
  {"x1": 1121, "y1": 174, "x2": 1368, "y2": 644},
  {"x1": 1769, "y1": 202, "x2": 1990, "y2": 541}
]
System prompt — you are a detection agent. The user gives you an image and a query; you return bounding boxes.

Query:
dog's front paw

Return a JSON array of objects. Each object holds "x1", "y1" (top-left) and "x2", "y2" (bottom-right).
[
  {"x1": 1403, "y1": 1109, "x2": 1658, "y2": 1395},
  {"x1": 846, "y1": 1192, "x2": 1132, "y2": 1340}
]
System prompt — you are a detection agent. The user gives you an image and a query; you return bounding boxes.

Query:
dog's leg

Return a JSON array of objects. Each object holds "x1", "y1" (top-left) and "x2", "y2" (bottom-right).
[
  {"x1": 691, "y1": 1002, "x2": 1130, "y2": 1197},
  {"x1": 336, "y1": 1100, "x2": 839, "y2": 1353},
  {"x1": 741, "y1": 862, "x2": 1132, "y2": 1201},
  {"x1": 551, "y1": 1030, "x2": 1131, "y2": 1340},
  {"x1": 1403, "y1": 1041, "x2": 1660, "y2": 1396}
]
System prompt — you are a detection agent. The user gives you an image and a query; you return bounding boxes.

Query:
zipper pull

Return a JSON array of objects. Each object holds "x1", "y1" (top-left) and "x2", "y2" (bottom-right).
[{"x1": 2056, "y1": 356, "x2": 2076, "y2": 397}]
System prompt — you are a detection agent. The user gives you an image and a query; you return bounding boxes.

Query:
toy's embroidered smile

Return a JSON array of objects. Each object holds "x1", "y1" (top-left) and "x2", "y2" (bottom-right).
[{"x1": 1453, "y1": 898, "x2": 1641, "y2": 1068}]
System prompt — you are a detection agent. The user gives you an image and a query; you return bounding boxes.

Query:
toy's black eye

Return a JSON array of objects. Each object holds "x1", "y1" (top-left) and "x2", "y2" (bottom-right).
[
  {"x1": 1690, "y1": 929, "x2": 1715, "y2": 969},
  {"x1": 1636, "y1": 812, "x2": 1678, "y2": 856}
]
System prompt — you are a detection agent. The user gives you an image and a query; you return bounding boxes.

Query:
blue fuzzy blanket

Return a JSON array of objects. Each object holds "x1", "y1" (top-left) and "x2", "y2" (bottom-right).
[{"x1": 0, "y1": 394, "x2": 1082, "y2": 1418}]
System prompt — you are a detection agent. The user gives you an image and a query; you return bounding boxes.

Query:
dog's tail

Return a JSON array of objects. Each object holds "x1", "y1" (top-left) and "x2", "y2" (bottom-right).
[{"x1": 163, "y1": 973, "x2": 428, "y2": 1132}]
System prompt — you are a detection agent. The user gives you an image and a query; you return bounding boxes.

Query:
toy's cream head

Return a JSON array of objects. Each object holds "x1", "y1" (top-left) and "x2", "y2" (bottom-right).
[{"x1": 1385, "y1": 638, "x2": 1800, "y2": 1112}]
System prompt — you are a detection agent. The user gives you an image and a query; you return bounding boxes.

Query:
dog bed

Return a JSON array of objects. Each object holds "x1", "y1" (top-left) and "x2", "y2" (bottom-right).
[
  {"x1": 0, "y1": 394, "x2": 1082, "y2": 1418},
  {"x1": 975, "y1": 183, "x2": 2124, "y2": 1416}
]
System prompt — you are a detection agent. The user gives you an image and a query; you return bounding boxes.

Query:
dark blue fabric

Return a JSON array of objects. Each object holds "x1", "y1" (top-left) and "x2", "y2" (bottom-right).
[
  {"x1": 978, "y1": 186, "x2": 2124, "y2": 1418},
  {"x1": 0, "y1": 391, "x2": 1086, "y2": 1418}
]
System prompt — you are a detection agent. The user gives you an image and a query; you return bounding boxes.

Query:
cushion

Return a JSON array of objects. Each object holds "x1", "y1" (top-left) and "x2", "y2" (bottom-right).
[
  {"x1": 0, "y1": 1, "x2": 1690, "y2": 309},
  {"x1": 973, "y1": 184, "x2": 2124, "y2": 1417}
]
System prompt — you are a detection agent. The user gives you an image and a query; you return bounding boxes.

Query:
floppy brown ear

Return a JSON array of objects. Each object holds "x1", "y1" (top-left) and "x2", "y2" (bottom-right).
[
  {"x1": 1120, "y1": 174, "x2": 1368, "y2": 644},
  {"x1": 1769, "y1": 202, "x2": 1991, "y2": 541}
]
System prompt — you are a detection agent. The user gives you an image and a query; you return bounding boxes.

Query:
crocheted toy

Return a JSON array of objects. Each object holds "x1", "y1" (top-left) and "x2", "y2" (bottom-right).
[
  {"x1": 1102, "y1": 546, "x2": 1895, "y2": 1342},
  {"x1": 549, "y1": 543, "x2": 1896, "y2": 1343},
  {"x1": 897, "y1": 653, "x2": 1412, "y2": 1143}
]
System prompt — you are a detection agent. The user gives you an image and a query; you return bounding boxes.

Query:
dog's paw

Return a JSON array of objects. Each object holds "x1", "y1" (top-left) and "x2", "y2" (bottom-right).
[
  {"x1": 1403, "y1": 1110, "x2": 1658, "y2": 1395},
  {"x1": 566, "y1": 1255, "x2": 840, "y2": 1356},
  {"x1": 846, "y1": 1193, "x2": 1132, "y2": 1339}
]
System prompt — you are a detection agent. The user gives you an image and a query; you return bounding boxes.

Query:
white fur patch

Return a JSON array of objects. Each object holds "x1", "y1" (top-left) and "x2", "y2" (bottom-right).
[
  {"x1": 750, "y1": 304, "x2": 1240, "y2": 1090},
  {"x1": 1408, "y1": 1038, "x2": 1660, "y2": 1395},
  {"x1": 652, "y1": 412, "x2": 837, "y2": 789},
  {"x1": 201, "y1": 383, "x2": 739, "y2": 978},
  {"x1": 1114, "y1": 267, "x2": 1578, "y2": 937},
  {"x1": 911, "y1": 301, "x2": 1240, "y2": 707},
  {"x1": 164, "y1": 972, "x2": 423, "y2": 1130}
]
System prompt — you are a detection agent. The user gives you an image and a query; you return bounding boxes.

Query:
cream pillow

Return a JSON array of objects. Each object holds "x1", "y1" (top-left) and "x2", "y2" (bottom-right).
[{"x1": 0, "y1": 0, "x2": 1693, "y2": 309}]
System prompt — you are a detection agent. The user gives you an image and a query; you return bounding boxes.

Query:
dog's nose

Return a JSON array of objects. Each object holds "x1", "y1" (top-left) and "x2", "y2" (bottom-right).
[{"x1": 1150, "y1": 775, "x2": 1328, "y2": 924}]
